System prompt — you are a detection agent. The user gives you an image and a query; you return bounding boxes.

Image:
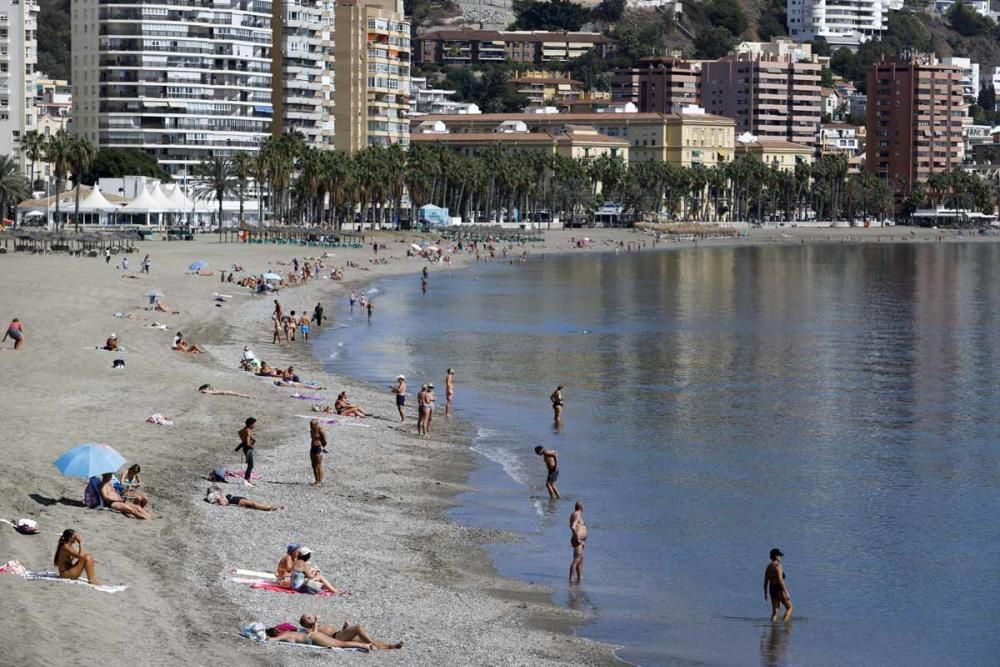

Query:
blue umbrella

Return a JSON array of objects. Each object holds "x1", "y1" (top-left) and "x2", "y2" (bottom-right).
[
  {"x1": 263, "y1": 272, "x2": 281, "y2": 281},
  {"x1": 188, "y1": 260, "x2": 208, "y2": 271},
  {"x1": 54, "y1": 443, "x2": 127, "y2": 479}
]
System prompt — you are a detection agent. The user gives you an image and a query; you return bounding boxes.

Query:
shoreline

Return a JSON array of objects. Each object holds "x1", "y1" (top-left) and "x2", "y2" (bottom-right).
[{"x1": 0, "y1": 225, "x2": 989, "y2": 666}]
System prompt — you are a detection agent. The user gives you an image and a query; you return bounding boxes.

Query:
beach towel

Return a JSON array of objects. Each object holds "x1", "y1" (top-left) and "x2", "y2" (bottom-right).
[
  {"x1": 245, "y1": 580, "x2": 334, "y2": 597},
  {"x1": 295, "y1": 415, "x2": 371, "y2": 428},
  {"x1": 0, "y1": 560, "x2": 127, "y2": 593},
  {"x1": 0, "y1": 518, "x2": 39, "y2": 535},
  {"x1": 145, "y1": 414, "x2": 174, "y2": 426},
  {"x1": 235, "y1": 633, "x2": 363, "y2": 652},
  {"x1": 290, "y1": 393, "x2": 324, "y2": 401},
  {"x1": 225, "y1": 469, "x2": 262, "y2": 482}
]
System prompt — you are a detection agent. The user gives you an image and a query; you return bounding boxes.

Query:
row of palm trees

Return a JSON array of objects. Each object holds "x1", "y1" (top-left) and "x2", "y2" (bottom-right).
[
  {"x1": 194, "y1": 139, "x2": 911, "y2": 228},
  {"x1": 22, "y1": 129, "x2": 98, "y2": 231}
]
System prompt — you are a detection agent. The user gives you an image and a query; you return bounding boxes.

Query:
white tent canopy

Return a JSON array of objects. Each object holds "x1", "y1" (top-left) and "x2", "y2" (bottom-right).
[
  {"x1": 76, "y1": 185, "x2": 119, "y2": 213},
  {"x1": 146, "y1": 183, "x2": 175, "y2": 212},
  {"x1": 121, "y1": 185, "x2": 160, "y2": 213}
]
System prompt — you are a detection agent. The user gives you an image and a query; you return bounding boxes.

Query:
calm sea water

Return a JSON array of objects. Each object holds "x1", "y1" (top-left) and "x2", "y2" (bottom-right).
[{"x1": 316, "y1": 243, "x2": 1000, "y2": 666}]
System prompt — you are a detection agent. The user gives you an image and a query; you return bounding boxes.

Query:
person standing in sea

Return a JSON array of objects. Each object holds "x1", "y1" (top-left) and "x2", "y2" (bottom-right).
[
  {"x1": 445, "y1": 368, "x2": 455, "y2": 416},
  {"x1": 391, "y1": 375, "x2": 407, "y2": 422},
  {"x1": 551, "y1": 385, "x2": 564, "y2": 425},
  {"x1": 416, "y1": 384, "x2": 428, "y2": 436},
  {"x1": 424, "y1": 383, "x2": 436, "y2": 434},
  {"x1": 569, "y1": 501, "x2": 587, "y2": 583},
  {"x1": 235, "y1": 417, "x2": 257, "y2": 487},
  {"x1": 313, "y1": 302, "x2": 324, "y2": 327},
  {"x1": 366, "y1": 299, "x2": 375, "y2": 323},
  {"x1": 764, "y1": 548, "x2": 793, "y2": 622},
  {"x1": 535, "y1": 446, "x2": 560, "y2": 499},
  {"x1": 350, "y1": 290, "x2": 357, "y2": 313}
]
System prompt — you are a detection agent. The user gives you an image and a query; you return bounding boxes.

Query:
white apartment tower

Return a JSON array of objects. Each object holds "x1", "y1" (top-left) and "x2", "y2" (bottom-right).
[
  {"x1": 787, "y1": 0, "x2": 904, "y2": 49},
  {"x1": 0, "y1": 0, "x2": 39, "y2": 162},
  {"x1": 71, "y1": 1, "x2": 276, "y2": 177}
]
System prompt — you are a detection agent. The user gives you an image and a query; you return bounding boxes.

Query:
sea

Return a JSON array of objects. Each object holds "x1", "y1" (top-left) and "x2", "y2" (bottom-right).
[{"x1": 314, "y1": 242, "x2": 1000, "y2": 666}]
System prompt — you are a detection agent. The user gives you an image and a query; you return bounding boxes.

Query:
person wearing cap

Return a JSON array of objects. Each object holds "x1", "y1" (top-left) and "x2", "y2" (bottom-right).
[
  {"x1": 416, "y1": 385, "x2": 428, "y2": 436},
  {"x1": 764, "y1": 548, "x2": 792, "y2": 622},
  {"x1": 391, "y1": 375, "x2": 406, "y2": 422},
  {"x1": 104, "y1": 333, "x2": 119, "y2": 351},
  {"x1": 276, "y1": 544, "x2": 302, "y2": 584},
  {"x1": 289, "y1": 547, "x2": 340, "y2": 594}
]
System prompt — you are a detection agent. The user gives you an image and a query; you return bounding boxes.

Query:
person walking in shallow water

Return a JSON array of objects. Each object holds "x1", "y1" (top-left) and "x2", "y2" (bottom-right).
[
  {"x1": 445, "y1": 368, "x2": 455, "y2": 416},
  {"x1": 535, "y1": 446, "x2": 560, "y2": 499},
  {"x1": 764, "y1": 548, "x2": 793, "y2": 622}
]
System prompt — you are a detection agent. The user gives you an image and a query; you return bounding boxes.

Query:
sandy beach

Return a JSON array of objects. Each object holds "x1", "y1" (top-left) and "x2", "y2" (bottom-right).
[{"x1": 0, "y1": 224, "x2": 986, "y2": 666}]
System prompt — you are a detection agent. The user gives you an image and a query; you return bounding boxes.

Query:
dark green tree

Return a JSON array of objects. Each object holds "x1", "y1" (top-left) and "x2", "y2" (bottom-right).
[
  {"x1": 947, "y1": 0, "x2": 994, "y2": 36},
  {"x1": 694, "y1": 26, "x2": 737, "y2": 59},
  {"x1": 82, "y1": 149, "x2": 172, "y2": 183},
  {"x1": 511, "y1": 0, "x2": 589, "y2": 31}
]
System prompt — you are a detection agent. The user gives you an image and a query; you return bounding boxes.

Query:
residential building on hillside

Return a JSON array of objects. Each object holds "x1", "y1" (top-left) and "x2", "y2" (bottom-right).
[
  {"x1": 611, "y1": 57, "x2": 701, "y2": 113},
  {"x1": 820, "y1": 87, "x2": 843, "y2": 119},
  {"x1": 334, "y1": 0, "x2": 411, "y2": 152},
  {"x1": 736, "y1": 138, "x2": 814, "y2": 171},
  {"x1": 412, "y1": 109, "x2": 736, "y2": 165},
  {"x1": 962, "y1": 124, "x2": 992, "y2": 162},
  {"x1": 940, "y1": 56, "x2": 980, "y2": 102},
  {"x1": 71, "y1": 1, "x2": 275, "y2": 176},
  {"x1": 786, "y1": 0, "x2": 904, "y2": 49},
  {"x1": 818, "y1": 123, "x2": 860, "y2": 156},
  {"x1": 509, "y1": 72, "x2": 584, "y2": 106},
  {"x1": 1, "y1": 0, "x2": 39, "y2": 170},
  {"x1": 415, "y1": 30, "x2": 613, "y2": 66},
  {"x1": 702, "y1": 52, "x2": 822, "y2": 148},
  {"x1": 865, "y1": 55, "x2": 964, "y2": 201},
  {"x1": 732, "y1": 38, "x2": 821, "y2": 63},
  {"x1": 272, "y1": 1, "x2": 334, "y2": 145},
  {"x1": 410, "y1": 77, "x2": 480, "y2": 115}
]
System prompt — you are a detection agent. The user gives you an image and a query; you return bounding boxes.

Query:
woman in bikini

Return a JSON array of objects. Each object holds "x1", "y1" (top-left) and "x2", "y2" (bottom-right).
[
  {"x1": 198, "y1": 384, "x2": 252, "y2": 398},
  {"x1": 334, "y1": 391, "x2": 367, "y2": 417},
  {"x1": 54, "y1": 529, "x2": 100, "y2": 585},
  {"x1": 120, "y1": 464, "x2": 148, "y2": 508},
  {"x1": 3, "y1": 318, "x2": 24, "y2": 349},
  {"x1": 309, "y1": 419, "x2": 327, "y2": 486}
]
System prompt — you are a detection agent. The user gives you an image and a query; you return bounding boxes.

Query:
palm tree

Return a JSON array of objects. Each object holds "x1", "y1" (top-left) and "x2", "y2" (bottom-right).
[
  {"x1": 22, "y1": 130, "x2": 46, "y2": 192},
  {"x1": 45, "y1": 130, "x2": 71, "y2": 229},
  {"x1": 0, "y1": 154, "x2": 28, "y2": 223},
  {"x1": 231, "y1": 152, "x2": 254, "y2": 227},
  {"x1": 67, "y1": 136, "x2": 98, "y2": 232},
  {"x1": 192, "y1": 156, "x2": 236, "y2": 241}
]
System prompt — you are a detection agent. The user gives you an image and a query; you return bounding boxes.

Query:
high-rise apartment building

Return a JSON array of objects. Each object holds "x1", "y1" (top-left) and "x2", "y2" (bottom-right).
[
  {"x1": 702, "y1": 53, "x2": 821, "y2": 148},
  {"x1": 272, "y1": 1, "x2": 334, "y2": 146},
  {"x1": 865, "y1": 55, "x2": 964, "y2": 200},
  {"x1": 72, "y1": 1, "x2": 276, "y2": 176},
  {"x1": 333, "y1": 0, "x2": 411, "y2": 152},
  {"x1": 611, "y1": 57, "x2": 700, "y2": 113},
  {"x1": 787, "y1": 0, "x2": 904, "y2": 49},
  {"x1": 0, "y1": 0, "x2": 39, "y2": 165}
]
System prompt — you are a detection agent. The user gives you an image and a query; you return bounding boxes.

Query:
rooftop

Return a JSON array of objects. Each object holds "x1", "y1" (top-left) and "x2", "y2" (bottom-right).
[{"x1": 415, "y1": 111, "x2": 736, "y2": 125}]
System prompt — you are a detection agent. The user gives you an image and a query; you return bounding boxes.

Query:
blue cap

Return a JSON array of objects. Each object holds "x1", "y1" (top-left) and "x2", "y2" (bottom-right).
[{"x1": 286, "y1": 543, "x2": 301, "y2": 554}]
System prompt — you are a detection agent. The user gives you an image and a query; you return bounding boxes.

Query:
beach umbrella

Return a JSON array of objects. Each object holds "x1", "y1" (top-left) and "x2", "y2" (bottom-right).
[
  {"x1": 53, "y1": 443, "x2": 126, "y2": 479},
  {"x1": 145, "y1": 290, "x2": 164, "y2": 298},
  {"x1": 188, "y1": 260, "x2": 208, "y2": 271},
  {"x1": 263, "y1": 272, "x2": 281, "y2": 281}
]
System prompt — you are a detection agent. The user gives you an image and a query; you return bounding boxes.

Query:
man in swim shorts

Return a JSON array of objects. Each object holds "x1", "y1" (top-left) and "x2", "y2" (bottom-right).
[
  {"x1": 764, "y1": 548, "x2": 793, "y2": 622},
  {"x1": 534, "y1": 446, "x2": 560, "y2": 499},
  {"x1": 569, "y1": 501, "x2": 586, "y2": 583},
  {"x1": 391, "y1": 375, "x2": 406, "y2": 422}
]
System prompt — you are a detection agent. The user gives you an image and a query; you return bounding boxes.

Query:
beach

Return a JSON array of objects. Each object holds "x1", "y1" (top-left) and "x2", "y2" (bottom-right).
[{"x1": 0, "y1": 224, "x2": 987, "y2": 666}]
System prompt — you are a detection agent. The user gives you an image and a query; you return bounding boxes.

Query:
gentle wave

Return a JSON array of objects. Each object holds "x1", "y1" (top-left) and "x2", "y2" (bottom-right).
[{"x1": 471, "y1": 426, "x2": 531, "y2": 486}]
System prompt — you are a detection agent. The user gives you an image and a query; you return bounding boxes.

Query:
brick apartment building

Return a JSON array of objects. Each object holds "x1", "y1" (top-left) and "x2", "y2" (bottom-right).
[
  {"x1": 611, "y1": 57, "x2": 701, "y2": 113},
  {"x1": 701, "y1": 53, "x2": 822, "y2": 147},
  {"x1": 865, "y1": 55, "x2": 964, "y2": 200},
  {"x1": 415, "y1": 30, "x2": 613, "y2": 66}
]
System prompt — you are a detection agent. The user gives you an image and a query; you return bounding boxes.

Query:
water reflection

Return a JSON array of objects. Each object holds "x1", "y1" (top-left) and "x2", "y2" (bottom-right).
[{"x1": 759, "y1": 623, "x2": 792, "y2": 667}]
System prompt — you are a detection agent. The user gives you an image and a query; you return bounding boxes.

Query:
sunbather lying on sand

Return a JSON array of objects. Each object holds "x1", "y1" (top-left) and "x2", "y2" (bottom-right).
[
  {"x1": 299, "y1": 615, "x2": 402, "y2": 650},
  {"x1": 173, "y1": 332, "x2": 205, "y2": 354},
  {"x1": 334, "y1": 392, "x2": 367, "y2": 417},
  {"x1": 205, "y1": 487, "x2": 283, "y2": 511},
  {"x1": 100, "y1": 473, "x2": 152, "y2": 520},
  {"x1": 55, "y1": 529, "x2": 100, "y2": 586},
  {"x1": 275, "y1": 545, "x2": 339, "y2": 594},
  {"x1": 274, "y1": 379, "x2": 326, "y2": 390},
  {"x1": 154, "y1": 302, "x2": 180, "y2": 314},
  {"x1": 199, "y1": 384, "x2": 252, "y2": 398},
  {"x1": 257, "y1": 363, "x2": 283, "y2": 378},
  {"x1": 264, "y1": 628, "x2": 371, "y2": 651},
  {"x1": 103, "y1": 334, "x2": 119, "y2": 351}
]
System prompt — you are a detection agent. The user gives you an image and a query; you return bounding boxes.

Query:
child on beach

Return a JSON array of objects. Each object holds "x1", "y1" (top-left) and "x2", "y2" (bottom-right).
[{"x1": 3, "y1": 318, "x2": 24, "y2": 349}]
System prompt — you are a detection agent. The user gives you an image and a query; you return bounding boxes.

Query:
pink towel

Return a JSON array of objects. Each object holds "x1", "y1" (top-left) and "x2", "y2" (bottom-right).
[{"x1": 249, "y1": 580, "x2": 333, "y2": 597}]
